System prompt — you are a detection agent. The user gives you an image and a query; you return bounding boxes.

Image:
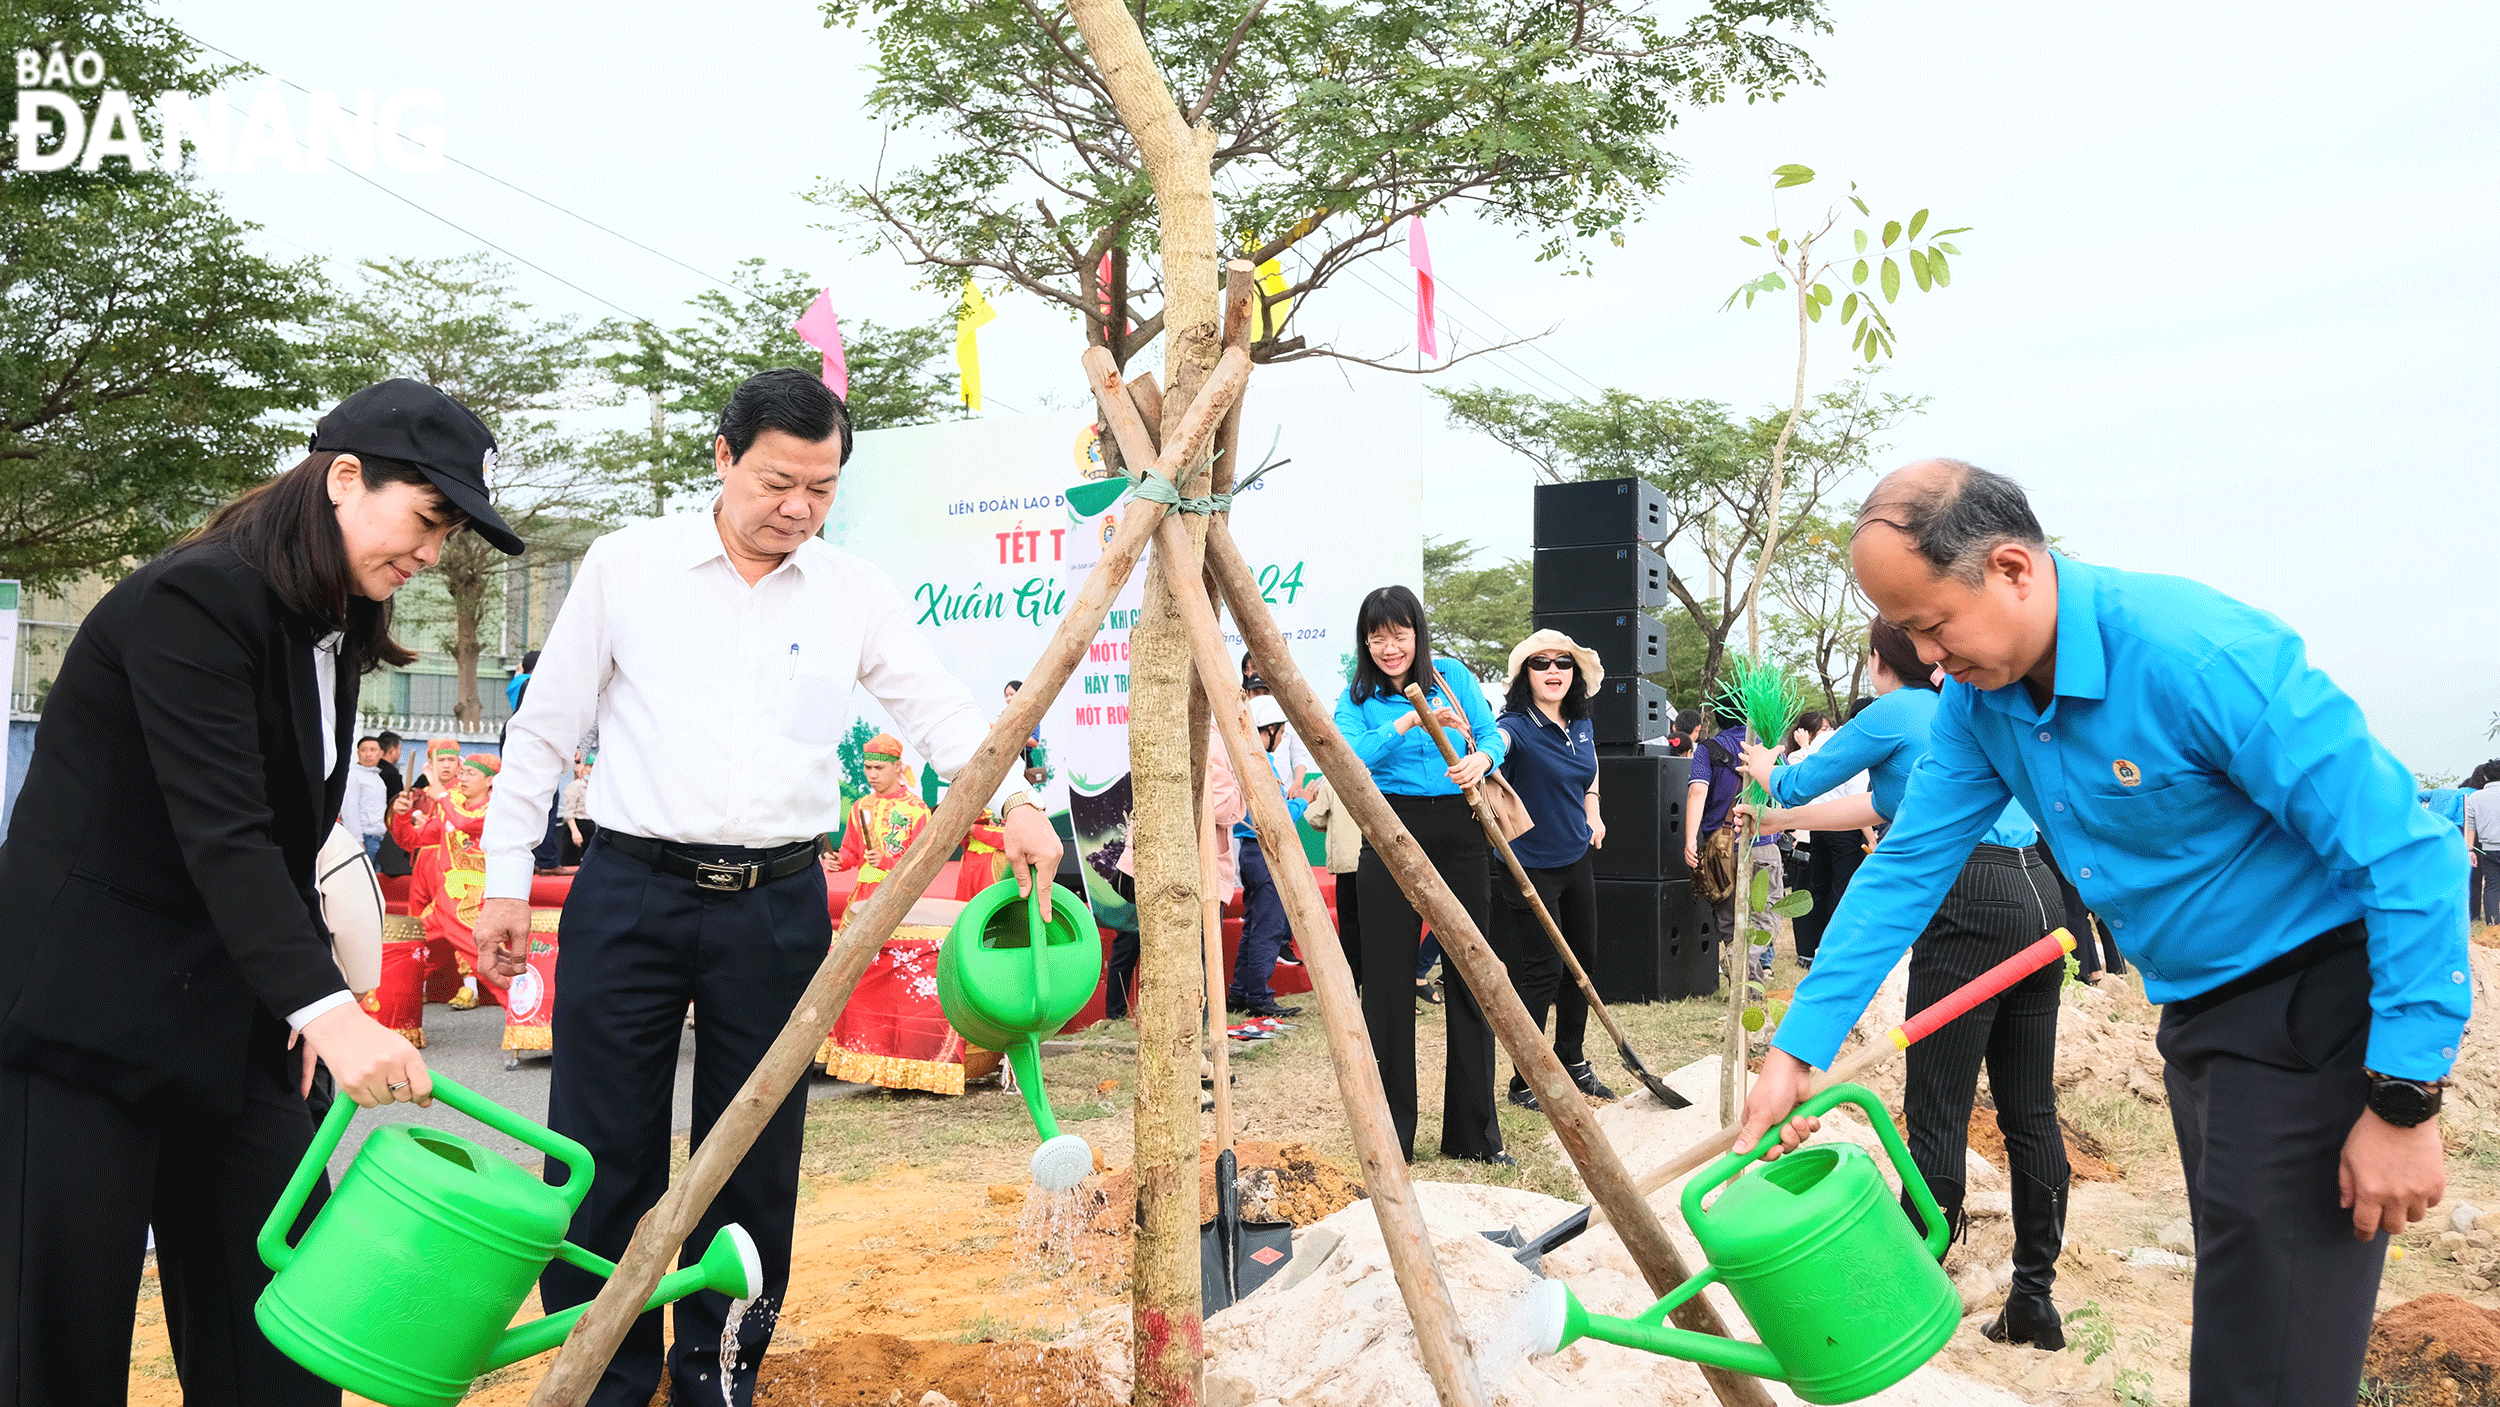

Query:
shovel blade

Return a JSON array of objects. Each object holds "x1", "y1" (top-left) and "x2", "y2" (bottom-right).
[{"x1": 1620, "y1": 1043, "x2": 1691, "y2": 1109}]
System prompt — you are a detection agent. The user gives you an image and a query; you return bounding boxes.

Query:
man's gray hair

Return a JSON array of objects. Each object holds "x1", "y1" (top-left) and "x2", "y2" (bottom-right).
[{"x1": 1855, "y1": 459, "x2": 2047, "y2": 586}]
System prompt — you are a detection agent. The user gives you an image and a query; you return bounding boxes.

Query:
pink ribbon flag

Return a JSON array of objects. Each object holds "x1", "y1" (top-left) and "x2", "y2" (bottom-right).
[
  {"x1": 1409, "y1": 215, "x2": 1438, "y2": 361},
  {"x1": 793, "y1": 288, "x2": 849, "y2": 400}
]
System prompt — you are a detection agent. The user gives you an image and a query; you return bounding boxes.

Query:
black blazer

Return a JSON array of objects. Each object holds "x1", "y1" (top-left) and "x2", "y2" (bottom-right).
[{"x1": 0, "y1": 542, "x2": 354, "y2": 1111}]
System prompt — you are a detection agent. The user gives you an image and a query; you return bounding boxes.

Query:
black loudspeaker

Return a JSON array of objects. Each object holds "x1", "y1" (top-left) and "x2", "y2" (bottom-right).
[
  {"x1": 1592, "y1": 751, "x2": 1691, "y2": 880},
  {"x1": 1533, "y1": 544, "x2": 1670, "y2": 614},
  {"x1": 1683, "y1": 894, "x2": 1725, "y2": 999},
  {"x1": 1534, "y1": 477, "x2": 1670, "y2": 548},
  {"x1": 1588, "y1": 677, "x2": 1670, "y2": 745},
  {"x1": 1533, "y1": 609, "x2": 1668, "y2": 680},
  {"x1": 1593, "y1": 878, "x2": 1703, "y2": 1002}
]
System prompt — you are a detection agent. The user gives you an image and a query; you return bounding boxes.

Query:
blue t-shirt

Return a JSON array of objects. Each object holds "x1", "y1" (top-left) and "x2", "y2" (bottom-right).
[
  {"x1": 2420, "y1": 787, "x2": 2468, "y2": 828},
  {"x1": 1688, "y1": 724, "x2": 1750, "y2": 836},
  {"x1": 1497, "y1": 708, "x2": 1596, "y2": 868},
  {"x1": 1770, "y1": 688, "x2": 2036, "y2": 848},
  {"x1": 1334, "y1": 658, "x2": 1506, "y2": 797}
]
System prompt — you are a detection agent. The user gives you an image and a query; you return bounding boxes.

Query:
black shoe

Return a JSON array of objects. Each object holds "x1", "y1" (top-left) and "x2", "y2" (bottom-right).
[
  {"x1": 1507, "y1": 1078, "x2": 1539, "y2": 1111},
  {"x1": 1901, "y1": 1174, "x2": 1967, "y2": 1260},
  {"x1": 1415, "y1": 980, "x2": 1443, "y2": 1005},
  {"x1": 1244, "y1": 1000, "x2": 1302, "y2": 1018},
  {"x1": 1455, "y1": 1150, "x2": 1516, "y2": 1168},
  {"x1": 1566, "y1": 1061, "x2": 1617, "y2": 1100},
  {"x1": 1983, "y1": 1171, "x2": 2069, "y2": 1350}
]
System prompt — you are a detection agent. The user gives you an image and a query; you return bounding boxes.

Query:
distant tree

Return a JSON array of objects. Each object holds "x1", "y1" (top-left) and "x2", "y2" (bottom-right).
[
  {"x1": 1438, "y1": 377, "x2": 1918, "y2": 702},
  {"x1": 590, "y1": 261, "x2": 961, "y2": 518},
  {"x1": 0, "y1": 4, "x2": 332, "y2": 590},
  {"x1": 1420, "y1": 536, "x2": 1531, "y2": 681},
  {"x1": 1763, "y1": 507, "x2": 1868, "y2": 714},
  {"x1": 322, "y1": 255, "x2": 613, "y2": 722},
  {"x1": 819, "y1": 0, "x2": 1831, "y2": 405}
]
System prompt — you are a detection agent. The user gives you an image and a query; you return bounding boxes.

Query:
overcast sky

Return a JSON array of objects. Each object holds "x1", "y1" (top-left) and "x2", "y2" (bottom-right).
[{"x1": 163, "y1": 0, "x2": 2498, "y2": 776}]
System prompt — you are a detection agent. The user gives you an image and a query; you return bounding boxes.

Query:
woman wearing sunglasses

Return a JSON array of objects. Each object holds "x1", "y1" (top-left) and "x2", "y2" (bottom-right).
[{"x1": 1488, "y1": 631, "x2": 1616, "y2": 1110}]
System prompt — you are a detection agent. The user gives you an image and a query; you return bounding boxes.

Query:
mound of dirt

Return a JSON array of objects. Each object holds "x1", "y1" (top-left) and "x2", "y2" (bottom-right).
[
  {"x1": 1085, "y1": 1139, "x2": 1367, "y2": 1239},
  {"x1": 2365, "y1": 1294, "x2": 2500, "y2": 1406},
  {"x1": 744, "y1": 1333, "x2": 1122, "y2": 1407},
  {"x1": 1964, "y1": 1105, "x2": 2124, "y2": 1183}
]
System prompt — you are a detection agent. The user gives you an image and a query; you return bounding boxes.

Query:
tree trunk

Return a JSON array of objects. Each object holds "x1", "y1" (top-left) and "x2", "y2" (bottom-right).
[
  {"x1": 1060, "y1": 4, "x2": 1222, "y2": 1402},
  {"x1": 1721, "y1": 811, "x2": 1754, "y2": 1124},
  {"x1": 447, "y1": 563, "x2": 487, "y2": 726}
]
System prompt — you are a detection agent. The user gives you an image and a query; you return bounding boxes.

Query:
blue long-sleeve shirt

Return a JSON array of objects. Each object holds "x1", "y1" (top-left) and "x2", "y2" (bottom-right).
[
  {"x1": 2420, "y1": 788, "x2": 2468, "y2": 828},
  {"x1": 1768, "y1": 688, "x2": 2036, "y2": 848},
  {"x1": 1235, "y1": 749, "x2": 1308, "y2": 838},
  {"x1": 1333, "y1": 657, "x2": 1506, "y2": 797},
  {"x1": 1775, "y1": 553, "x2": 2470, "y2": 1081}
]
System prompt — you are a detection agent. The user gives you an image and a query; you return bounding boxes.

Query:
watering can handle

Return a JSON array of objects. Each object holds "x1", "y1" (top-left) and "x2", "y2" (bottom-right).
[
  {"x1": 1027, "y1": 885, "x2": 1054, "y2": 1027},
  {"x1": 1682, "y1": 1082, "x2": 1952, "y2": 1261},
  {"x1": 254, "y1": 1072, "x2": 600, "y2": 1275}
]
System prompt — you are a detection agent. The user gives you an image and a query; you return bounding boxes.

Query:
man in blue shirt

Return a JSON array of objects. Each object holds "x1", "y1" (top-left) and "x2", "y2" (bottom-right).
[{"x1": 1739, "y1": 460, "x2": 2466, "y2": 1406}]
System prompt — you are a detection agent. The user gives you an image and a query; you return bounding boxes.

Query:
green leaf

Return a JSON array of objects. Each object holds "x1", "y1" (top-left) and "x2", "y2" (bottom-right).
[
  {"x1": 1740, "y1": 235, "x2": 1762, "y2": 247},
  {"x1": 1907, "y1": 208, "x2": 1930, "y2": 240},
  {"x1": 1881, "y1": 257, "x2": 1901, "y2": 302},
  {"x1": 1850, "y1": 195, "x2": 1871, "y2": 217},
  {"x1": 1908, "y1": 247, "x2": 1932, "y2": 292},
  {"x1": 1751, "y1": 870, "x2": 1773, "y2": 909},
  {"x1": 1852, "y1": 259, "x2": 1869, "y2": 286},
  {"x1": 1928, "y1": 249, "x2": 1951, "y2": 286},
  {"x1": 1769, "y1": 890, "x2": 1814, "y2": 919},
  {"x1": 1933, "y1": 227, "x2": 1973, "y2": 237},
  {"x1": 1740, "y1": 1006, "x2": 1767, "y2": 1032},
  {"x1": 1772, "y1": 163, "x2": 1816, "y2": 188},
  {"x1": 1882, "y1": 219, "x2": 1901, "y2": 248},
  {"x1": 1804, "y1": 298, "x2": 1822, "y2": 323},
  {"x1": 1934, "y1": 241, "x2": 1961, "y2": 256},
  {"x1": 1840, "y1": 292, "x2": 1858, "y2": 324},
  {"x1": 1853, "y1": 229, "x2": 1868, "y2": 255}
]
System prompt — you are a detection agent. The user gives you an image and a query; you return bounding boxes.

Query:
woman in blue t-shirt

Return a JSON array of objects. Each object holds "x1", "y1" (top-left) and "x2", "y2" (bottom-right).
[
  {"x1": 1332, "y1": 585, "x2": 1510, "y2": 1165},
  {"x1": 1746, "y1": 617, "x2": 2069, "y2": 1352},
  {"x1": 1488, "y1": 630, "x2": 1615, "y2": 1111}
]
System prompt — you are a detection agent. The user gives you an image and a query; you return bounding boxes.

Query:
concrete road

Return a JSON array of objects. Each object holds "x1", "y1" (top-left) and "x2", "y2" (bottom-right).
[{"x1": 324, "y1": 1003, "x2": 873, "y2": 1178}]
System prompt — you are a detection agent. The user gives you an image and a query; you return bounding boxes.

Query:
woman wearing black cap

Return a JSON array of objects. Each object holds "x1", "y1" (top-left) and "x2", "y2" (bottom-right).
[{"x1": 0, "y1": 379, "x2": 523, "y2": 1405}]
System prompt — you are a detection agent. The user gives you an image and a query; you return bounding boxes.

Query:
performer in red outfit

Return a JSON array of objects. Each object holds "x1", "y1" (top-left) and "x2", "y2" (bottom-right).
[
  {"x1": 831, "y1": 735, "x2": 932, "y2": 914},
  {"x1": 385, "y1": 739, "x2": 466, "y2": 1006}
]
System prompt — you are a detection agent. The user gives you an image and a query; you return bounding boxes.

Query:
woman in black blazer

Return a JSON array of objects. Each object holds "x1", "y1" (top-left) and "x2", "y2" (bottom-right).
[{"x1": 0, "y1": 379, "x2": 523, "y2": 1406}]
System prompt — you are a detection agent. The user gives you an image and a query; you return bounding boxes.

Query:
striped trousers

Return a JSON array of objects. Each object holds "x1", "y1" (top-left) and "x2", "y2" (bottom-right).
[{"x1": 1901, "y1": 843, "x2": 2070, "y2": 1195}]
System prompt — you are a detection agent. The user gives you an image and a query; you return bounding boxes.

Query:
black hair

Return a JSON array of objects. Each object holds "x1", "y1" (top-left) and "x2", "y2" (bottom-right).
[
  {"x1": 1855, "y1": 459, "x2": 2047, "y2": 586},
  {"x1": 718, "y1": 367, "x2": 852, "y2": 465},
  {"x1": 1849, "y1": 695, "x2": 1877, "y2": 720},
  {"x1": 1786, "y1": 709, "x2": 1831, "y2": 745},
  {"x1": 1503, "y1": 658, "x2": 1590, "y2": 721},
  {"x1": 521, "y1": 649, "x2": 541, "y2": 672},
  {"x1": 356, "y1": 734, "x2": 380, "y2": 748},
  {"x1": 1349, "y1": 585, "x2": 1438, "y2": 703},
  {"x1": 1868, "y1": 617, "x2": 1939, "y2": 692},
  {"x1": 1005, "y1": 679, "x2": 1024, "y2": 691},
  {"x1": 1673, "y1": 707, "x2": 1701, "y2": 734},
  {"x1": 377, "y1": 730, "x2": 403, "y2": 751},
  {"x1": 176, "y1": 450, "x2": 441, "y2": 673}
]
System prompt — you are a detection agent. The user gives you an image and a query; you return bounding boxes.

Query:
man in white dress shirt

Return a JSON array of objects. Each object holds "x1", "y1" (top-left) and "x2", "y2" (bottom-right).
[{"x1": 475, "y1": 369, "x2": 1062, "y2": 1407}]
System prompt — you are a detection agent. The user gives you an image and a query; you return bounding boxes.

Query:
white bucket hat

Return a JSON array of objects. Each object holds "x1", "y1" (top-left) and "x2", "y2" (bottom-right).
[{"x1": 1504, "y1": 629, "x2": 1605, "y2": 699}]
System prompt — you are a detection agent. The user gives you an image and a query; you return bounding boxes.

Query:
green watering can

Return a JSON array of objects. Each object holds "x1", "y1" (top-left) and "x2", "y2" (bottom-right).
[
  {"x1": 936, "y1": 877, "x2": 1101, "y2": 1191},
  {"x1": 1524, "y1": 1084, "x2": 1961, "y2": 1405},
  {"x1": 255, "y1": 1074, "x2": 760, "y2": 1407}
]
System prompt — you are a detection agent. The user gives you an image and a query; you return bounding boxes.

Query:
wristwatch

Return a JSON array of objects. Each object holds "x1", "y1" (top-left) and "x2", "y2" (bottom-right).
[
  {"x1": 2364, "y1": 1069, "x2": 2446, "y2": 1128},
  {"x1": 999, "y1": 788, "x2": 1040, "y2": 819}
]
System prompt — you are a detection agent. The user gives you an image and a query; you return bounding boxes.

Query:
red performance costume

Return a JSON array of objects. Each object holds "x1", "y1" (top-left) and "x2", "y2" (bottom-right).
[
  {"x1": 374, "y1": 738, "x2": 462, "y2": 1037},
  {"x1": 390, "y1": 752, "x2": 500, "y2": 1009}
]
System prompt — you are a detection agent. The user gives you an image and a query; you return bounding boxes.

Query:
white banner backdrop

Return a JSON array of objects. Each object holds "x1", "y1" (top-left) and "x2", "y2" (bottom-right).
[{"x1": 826, "y1": 371, "x2": 1424, "y2": 923}]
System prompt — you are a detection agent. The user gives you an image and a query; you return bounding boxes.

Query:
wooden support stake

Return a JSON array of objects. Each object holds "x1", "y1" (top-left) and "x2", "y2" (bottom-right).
[
  {"x1": 1089, "y1": 352, "x2": 1488, "y2": 1407},
  {"x1": 1724, "y1": 815, "x2": 1754, "y2": 1124},
  {"x1": 1203, "y1": 523, "x2": 1777, "y2": 1407}
]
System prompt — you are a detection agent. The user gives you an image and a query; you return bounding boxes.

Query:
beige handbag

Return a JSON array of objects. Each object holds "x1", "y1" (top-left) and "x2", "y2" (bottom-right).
[{"x1": 1476, "y1": 769, "x2": 1536, "y2": 844}]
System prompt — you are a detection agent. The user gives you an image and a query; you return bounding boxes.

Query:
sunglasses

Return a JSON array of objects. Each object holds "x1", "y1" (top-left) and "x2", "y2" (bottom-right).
[{"x1": 1522, "y1": 655, "x2": 1576, "y2": 672}]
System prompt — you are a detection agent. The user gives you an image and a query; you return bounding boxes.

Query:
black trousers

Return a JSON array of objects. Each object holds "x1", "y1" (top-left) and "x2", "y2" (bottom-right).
[
  {"x1": 539, "y1": 836, "x2": 828, "y2": 1407},
  {"x1": 1336, "y1": 871, "x2": 1362, "y2": 990},
  {"x1": 1357, "y1": 792, "x2": 1500, "y2": 1160},
  {"x1": 1901, "y1": 843, "x2": 2069, "y2": 1197},
  {"x1": 2476, "y1": 848, "x2": 2500, "y2": 925},
  {"x1": 1794, "y1": 830, "x2": 1866, "y2": 964},
  {"x1": 0, "y1": 1024, "x2": 335, "y2": 1407},
  {"x1": 2161, "y1": 928, "x2": 2384, "y2": 1407},
  {"x1": 1495, "y1": 852, "x2": 1596, "y2": 1076}
]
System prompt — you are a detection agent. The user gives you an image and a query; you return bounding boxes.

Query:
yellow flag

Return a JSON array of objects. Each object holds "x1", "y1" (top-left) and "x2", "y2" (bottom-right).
[
  {"x1": 956, "y1": 278, "x2": 997, "y2": 410},
  {"x1": 1248, "y1": 258, "x2": 1294, "y2": 342}
]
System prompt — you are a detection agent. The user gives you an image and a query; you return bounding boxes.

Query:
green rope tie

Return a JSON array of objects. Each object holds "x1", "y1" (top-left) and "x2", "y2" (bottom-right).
[{"x1": 1126, "y1": 459, "x2": 1275, "y2": 515}]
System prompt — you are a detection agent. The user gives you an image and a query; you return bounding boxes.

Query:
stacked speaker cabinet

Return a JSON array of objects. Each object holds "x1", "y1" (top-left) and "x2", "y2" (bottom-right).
[{"x1": 1594, "y1": 878, "x2": 1710, "y2": 1003}]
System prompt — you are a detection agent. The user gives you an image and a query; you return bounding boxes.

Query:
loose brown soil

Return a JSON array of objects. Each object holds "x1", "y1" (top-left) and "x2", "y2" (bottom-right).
[
  {"x1": 1964, "y1": 1104, "x2": 2124, "y2": 1184},
  {"x1": 746, "y1": 1334, "x2": 1121, "y2": 1407},
  {"x1": 2365, "y1": 1293, "x2": 2500, "y2": 1405}
]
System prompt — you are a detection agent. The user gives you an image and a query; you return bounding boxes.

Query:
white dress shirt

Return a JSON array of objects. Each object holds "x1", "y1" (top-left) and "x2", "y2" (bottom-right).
[
  {"x1": 290, "y1": 631, "x2": 357, "y2": 1032},
  {"x1": 483, "y1": 508, "x2": 1020, "y2": 900}
]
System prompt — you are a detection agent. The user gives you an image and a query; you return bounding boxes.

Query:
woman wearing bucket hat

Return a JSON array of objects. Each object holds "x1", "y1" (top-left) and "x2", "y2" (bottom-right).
[
  {"x1": 1488, "y1": 629, "x2": 1617, "y2": 1110},
  {"x1": 0, "y1": 378, "x2": 522, "y2": 1405}
]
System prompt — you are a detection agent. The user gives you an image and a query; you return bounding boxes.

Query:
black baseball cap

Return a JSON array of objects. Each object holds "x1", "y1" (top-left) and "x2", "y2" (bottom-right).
[{"x1": 309, "y1": 379, "x2": 525, "y2": 555}]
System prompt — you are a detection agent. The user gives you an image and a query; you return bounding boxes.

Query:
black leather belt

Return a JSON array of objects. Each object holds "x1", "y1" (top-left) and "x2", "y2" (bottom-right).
[{"x1": 598, "y1": 831, "x2": 819, "y2": 893}]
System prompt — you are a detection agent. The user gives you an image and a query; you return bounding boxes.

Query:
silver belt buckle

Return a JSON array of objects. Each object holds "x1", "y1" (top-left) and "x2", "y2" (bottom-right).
[{"x1": 694, "y1": 861, "x2": 753, "y2": 892}]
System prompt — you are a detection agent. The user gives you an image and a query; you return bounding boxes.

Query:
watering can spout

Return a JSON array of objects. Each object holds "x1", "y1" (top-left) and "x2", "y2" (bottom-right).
[
  {"x1": 1526, "y1": 1281, "x2": 1786, "y2": 1383},
  {"x1": 481, "y1": 1224, "x2": 762, "y2": 1373}
]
